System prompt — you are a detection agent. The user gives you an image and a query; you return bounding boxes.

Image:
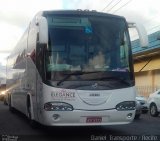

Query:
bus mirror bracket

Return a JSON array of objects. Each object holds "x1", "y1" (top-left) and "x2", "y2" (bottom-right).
[
  {"x1": 37, "y1": 17, "x2": 48, "y2": 44},
  {"x1": 128, "y1": 22, "x2": 148, "y2": 48}
]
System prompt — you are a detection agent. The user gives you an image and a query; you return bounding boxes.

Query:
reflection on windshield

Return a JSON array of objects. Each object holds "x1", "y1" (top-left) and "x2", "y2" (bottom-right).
[{"x1": 45, "y1": 15, "x2": 133, "y2": 82}]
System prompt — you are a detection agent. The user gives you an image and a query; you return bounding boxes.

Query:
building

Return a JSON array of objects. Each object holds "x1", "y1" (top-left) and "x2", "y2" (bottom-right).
[{"x1": 132, "y1": 31, "x2": 160, "y2": 97}]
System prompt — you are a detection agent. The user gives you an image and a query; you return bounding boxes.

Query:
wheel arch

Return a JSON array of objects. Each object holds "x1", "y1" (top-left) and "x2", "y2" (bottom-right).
[
  {"x1": 150, "y1": 102, "x2": 157, "y2": 108},
  {"x1": 26, "y1": 93, "x2": 35, "y2": 120}
]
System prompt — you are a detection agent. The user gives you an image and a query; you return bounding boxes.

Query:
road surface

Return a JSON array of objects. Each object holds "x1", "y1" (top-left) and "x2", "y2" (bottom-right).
[{"x1": 0, "y1": 101, "x2": 160, "y2": 141}]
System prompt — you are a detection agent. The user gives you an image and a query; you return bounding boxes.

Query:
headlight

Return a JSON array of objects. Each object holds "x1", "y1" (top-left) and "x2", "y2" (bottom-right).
[
  {"x1": 116, "y1": 101, "x2": 135, "y2": 111},
  {"x1": 44, "y1": 102, "x2": 74, "y2": 111},
  {"x1": 0, "y1": 91, "x2": 6, "y2": 95}
]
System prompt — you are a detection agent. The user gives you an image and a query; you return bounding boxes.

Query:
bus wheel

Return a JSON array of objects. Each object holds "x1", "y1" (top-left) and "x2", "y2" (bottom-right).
[
  {"x1": 27, "y1": 97, "x2": 38, "y2": 129},
  {"x1": 9, "y1": 96, "x2": 15, "y2": 113}
]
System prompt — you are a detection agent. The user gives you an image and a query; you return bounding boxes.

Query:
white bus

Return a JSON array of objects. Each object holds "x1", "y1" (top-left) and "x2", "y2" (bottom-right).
[{"x1": 6, "y1": 10, "x2": 148, "y2": 127}]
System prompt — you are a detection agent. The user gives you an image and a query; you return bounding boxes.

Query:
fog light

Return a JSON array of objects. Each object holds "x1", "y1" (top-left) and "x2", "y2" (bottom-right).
[
  {"x1": 127, "y1": 113, "x2": 133, "y2": 118},
  {"x1": 53, "y1": 114, "x2": 60, "y2": 120}
]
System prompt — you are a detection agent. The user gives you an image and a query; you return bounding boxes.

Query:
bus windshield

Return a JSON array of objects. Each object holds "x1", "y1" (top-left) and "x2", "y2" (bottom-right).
[{"x1": 44, "y1": 15, "x2": 133, "y2": 83}]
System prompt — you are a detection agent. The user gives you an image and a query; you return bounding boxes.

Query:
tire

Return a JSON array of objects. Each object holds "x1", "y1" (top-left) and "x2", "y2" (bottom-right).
[
  {"x1": 27, "y1": 96, "x2": 39, "y2": 129},
  {"x1": 150, "y1": 104, "x2": 159, "y2": 117},
  {"x1": 9, "y1": 96, "x2": 15, "y2": 113},
  {"x1": 142, "y1": 110, "x2": 148, "y2": 114},
  {"x1": 135, "y1": 114, "x2": 141, "y2": 119},
  {"x1": 4, "y1": 99, "x2": 7, "y2": 105}
]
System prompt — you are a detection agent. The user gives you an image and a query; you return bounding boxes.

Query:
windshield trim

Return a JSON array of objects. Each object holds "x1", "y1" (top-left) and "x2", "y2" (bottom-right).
[{"x1": 42, "y1": 14, "x2": 134, "y2": 88}]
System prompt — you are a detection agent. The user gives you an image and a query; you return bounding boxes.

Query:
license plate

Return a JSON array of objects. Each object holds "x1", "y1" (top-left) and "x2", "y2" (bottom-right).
[{"x1": 86, "y1": 117, "x2": 102, "y2": 123}]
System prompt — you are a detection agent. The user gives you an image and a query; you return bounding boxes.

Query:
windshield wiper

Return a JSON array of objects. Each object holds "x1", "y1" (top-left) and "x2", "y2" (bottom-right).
[
  {"x1": 56, "y1": 71, "x2": 100, "y2": 86},
  {"x1": 98, "y1": 76, "x2": 131, "y2": 86}
]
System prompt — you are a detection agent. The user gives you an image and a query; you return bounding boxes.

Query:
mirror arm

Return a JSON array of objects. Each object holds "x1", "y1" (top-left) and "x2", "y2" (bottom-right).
[{"x1": 128, "y1": 22, "x2": 149, "y2": 48}]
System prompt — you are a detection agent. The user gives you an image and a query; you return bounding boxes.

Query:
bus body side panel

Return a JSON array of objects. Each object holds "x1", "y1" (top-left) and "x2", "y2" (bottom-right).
[
  {"x1": 7, "y1": 29, "x2": 29, "y2": 115},
  {"x1": 11, "y1": 58, "x2": 27, "y2": 114}
]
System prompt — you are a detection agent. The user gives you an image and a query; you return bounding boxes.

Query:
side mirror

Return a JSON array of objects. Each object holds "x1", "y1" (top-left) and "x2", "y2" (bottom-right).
[
  {"x1": 38, "y1": 17, "x2": 48, "y2": 44},
  {"x1": 128, "y1": 22, "x2": 148, "y2": 48}
]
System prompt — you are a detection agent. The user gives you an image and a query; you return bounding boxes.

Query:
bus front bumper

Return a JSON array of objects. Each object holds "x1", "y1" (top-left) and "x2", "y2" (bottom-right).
[{"x1": 40, "y1": 109, "x2": 135, "y2": 126}]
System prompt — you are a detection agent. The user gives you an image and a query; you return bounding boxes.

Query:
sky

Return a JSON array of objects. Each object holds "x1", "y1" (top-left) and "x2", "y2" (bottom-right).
[{"x1": 0, "y1": 0, "x2": 160, "y2": 68}]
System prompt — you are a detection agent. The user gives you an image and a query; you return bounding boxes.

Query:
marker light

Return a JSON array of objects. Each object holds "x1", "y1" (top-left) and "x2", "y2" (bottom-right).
[{"x1": 44, "y1": 102, "x2": 73, "y2": 111}]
